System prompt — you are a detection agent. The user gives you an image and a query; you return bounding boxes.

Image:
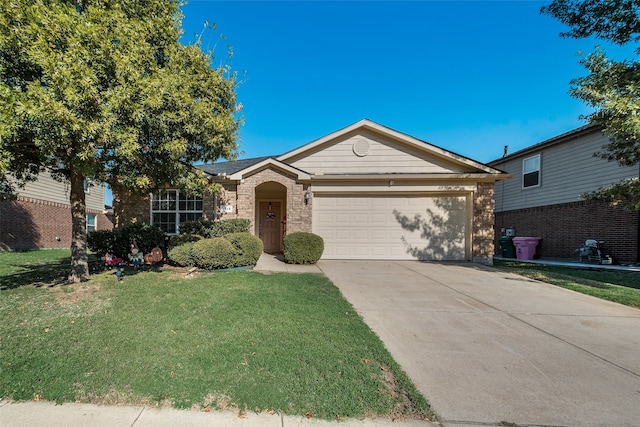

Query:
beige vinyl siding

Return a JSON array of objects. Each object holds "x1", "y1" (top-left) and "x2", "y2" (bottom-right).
[
  {"x1": 287, "y1": 130, "x2": 472, "y2": 175},
  {"x1": 12, "y1": 172, "x2": 105, "y2": 211},
  {"x1": 493, "y1": 132, "x2": 638, "y2": 212}
]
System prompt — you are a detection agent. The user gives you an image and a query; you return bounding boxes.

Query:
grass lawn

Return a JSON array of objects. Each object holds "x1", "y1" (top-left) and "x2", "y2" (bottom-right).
[
  {"x1": 494, "y1": 260, "x2": 640, "y2": 308},
  {"x1": 0, "y1": 250, "x2": 434, "y2": 421}
]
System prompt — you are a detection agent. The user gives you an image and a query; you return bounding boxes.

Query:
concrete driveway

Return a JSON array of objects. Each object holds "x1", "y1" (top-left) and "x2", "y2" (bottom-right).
[{"x1": 317, "y1": 260, "x2": 640, "y2": 427}]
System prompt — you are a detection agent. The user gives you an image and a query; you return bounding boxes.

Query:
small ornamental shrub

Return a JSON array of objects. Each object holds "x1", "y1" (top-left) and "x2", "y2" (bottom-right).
[
  {"x1": 113, "y1": 223, "x2": 165, "y2": 259},
  {"x1": 284, "y1": 232, "x2": 324, "y2": 264},
  {"x1": 179, "y1": 218, "x2": 251, "y2": 238},
  {"x1": 87, "y1": 229, "x2": 117, "y2": 256},
  {"x1": 87, "y1": 223, "x2": 165, "y2": 260},
  {"x1": 191, "y1": 238, "x2": 238, "y2": 270},
  {"x1": 167, "y1": 234, "x2": 203, "y2": 250},
  {"x1": 208, "y1": 218, "x2": 251, "y2": 238},
  {"x1": 167, "y1": 242, "x2": 196, "y2": 267},
  {"x1": 224, "y1": 232, "x2": 263, "y2": 267},
  {"x1": 178, "y1": 218, "x2": 215, "y2": 236}
]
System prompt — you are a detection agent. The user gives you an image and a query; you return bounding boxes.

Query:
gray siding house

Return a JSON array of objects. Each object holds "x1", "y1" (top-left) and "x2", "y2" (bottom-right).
[{"x1": 488, "y1": 124, "x2": 639, "y2": 263}]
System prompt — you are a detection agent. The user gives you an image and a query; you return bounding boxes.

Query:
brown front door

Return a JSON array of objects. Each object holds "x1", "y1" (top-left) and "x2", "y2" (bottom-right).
[{"x1": 259, "y1": 201, "x2": 281, "y2": 253}]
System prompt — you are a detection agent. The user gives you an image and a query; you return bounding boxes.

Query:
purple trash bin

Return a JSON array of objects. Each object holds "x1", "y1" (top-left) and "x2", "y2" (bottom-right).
[{"x1": 512, "y1": 237, "x2": 541, "y2": 260}]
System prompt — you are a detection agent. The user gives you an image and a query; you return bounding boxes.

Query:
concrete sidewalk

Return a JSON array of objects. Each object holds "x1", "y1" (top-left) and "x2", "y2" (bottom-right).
[
  {"x1": 253, "y1": 253, "x2": 323, "y2": 273},
  {"x1": 0, "y1": 399, "x2": 431, "y2": 427}
]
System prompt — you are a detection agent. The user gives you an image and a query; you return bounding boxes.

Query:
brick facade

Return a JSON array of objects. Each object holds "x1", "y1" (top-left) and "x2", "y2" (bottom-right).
[
  {"x1": 217, "y1": 167, "x2": 312, "y2": 235},
  {"x1": 113, "y1": 174, "x2": 498, "y2": 262},
  {"x1": 111, "y1": 185, "x2": 151, "y2": 228},
  {"x1": 0, "y1": 197, "x2": 113, "y2": 250},
  {"x1": 113, "y1": 167, "x2": 312, "y2": 244},
  {"x1": 473, "y1": 182, "x2": 496, "y2": 264},
  {"x1": 494, "y1": 200, "x2": 639, "y2": 263}
]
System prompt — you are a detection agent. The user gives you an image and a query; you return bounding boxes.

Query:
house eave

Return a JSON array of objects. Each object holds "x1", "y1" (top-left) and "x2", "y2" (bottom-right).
[
  {"x1": 488, "y1": 123, "x2": 602, "y2": 165},
  {"x1": 310, "y1": 173, "x2": 511, "y2": 182}
]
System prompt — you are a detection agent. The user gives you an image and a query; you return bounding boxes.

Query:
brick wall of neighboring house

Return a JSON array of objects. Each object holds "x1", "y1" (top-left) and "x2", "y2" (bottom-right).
[
  {"x1": 473, "y1": 182, "x2": 496, "y2": 264},
  {"x1": 494, "y1": 200, "x2": 639, "y2": 263},
  {"x1": 0, "y1": 197, "x2": 112, "y2": 250}
]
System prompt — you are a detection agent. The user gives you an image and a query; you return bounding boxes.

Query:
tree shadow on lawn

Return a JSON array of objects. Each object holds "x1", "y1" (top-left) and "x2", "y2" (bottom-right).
[{"x1": 0, "y1": 258, "x2": 165, "y2": 290}]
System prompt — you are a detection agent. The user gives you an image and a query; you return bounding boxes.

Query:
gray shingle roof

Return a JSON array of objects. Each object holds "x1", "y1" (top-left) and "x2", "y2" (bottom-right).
[{"x1": 197, "y1": 156, "x2": 276, "y2": 176}]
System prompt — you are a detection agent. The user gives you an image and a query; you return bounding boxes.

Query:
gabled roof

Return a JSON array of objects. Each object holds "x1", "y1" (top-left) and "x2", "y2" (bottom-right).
[
  {"x1": 198, "y1": 119, "x2": 508, "y2": 181},
  {"x1": 277, "y1": 119, "x2": 503, "y2": 175},
  {"x1": 200, "y1": 157, "x2": 311, "y2": 181},
  {"x1": 488, "y1": 123, "x2": 602, "y2": 165}
]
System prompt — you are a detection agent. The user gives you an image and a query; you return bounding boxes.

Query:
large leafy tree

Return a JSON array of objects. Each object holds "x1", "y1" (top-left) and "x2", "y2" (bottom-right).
[
  {"x1": 541, "y1": 0, "x2": 640, "y2": 211},
  {"x1": 0, "y1": 0, "x2": 240, "y2": 282}
]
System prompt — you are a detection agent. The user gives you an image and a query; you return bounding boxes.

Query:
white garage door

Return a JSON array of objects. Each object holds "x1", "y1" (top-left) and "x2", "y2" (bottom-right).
[{"x1": 313, "y1": 194, "x2": 468, "y2": 260}]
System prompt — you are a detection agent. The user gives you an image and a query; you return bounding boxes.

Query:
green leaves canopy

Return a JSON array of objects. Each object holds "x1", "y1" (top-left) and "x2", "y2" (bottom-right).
[
  {"x1": 542, "y1": 0, "x2": 640, "y2": 211},
  {"x1": 0, "y1": 0, "x2": 240, "y2": 197},
  {"x1": 0, "y1": 0, "x2": 241, "y2": 281}
]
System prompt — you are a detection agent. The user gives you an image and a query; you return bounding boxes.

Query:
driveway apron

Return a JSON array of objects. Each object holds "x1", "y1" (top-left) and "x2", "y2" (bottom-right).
[{"x1": 317, "y1": 260, "x2": 640, "y2": 427}]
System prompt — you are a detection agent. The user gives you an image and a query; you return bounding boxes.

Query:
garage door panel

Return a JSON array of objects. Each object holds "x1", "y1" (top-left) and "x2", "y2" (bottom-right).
[{"x1": 313, "y1": 195, "x2": 467, "y2": 260}]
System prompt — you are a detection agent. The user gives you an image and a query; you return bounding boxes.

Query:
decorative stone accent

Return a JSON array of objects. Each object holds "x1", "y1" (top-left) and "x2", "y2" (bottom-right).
[{"x1": 473, "y1": 182, "x2": 495, "y2": 265}]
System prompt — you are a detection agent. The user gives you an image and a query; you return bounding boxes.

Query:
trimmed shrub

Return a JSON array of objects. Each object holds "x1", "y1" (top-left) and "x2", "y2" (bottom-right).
[
  {"x1": 179, "y1": 218, "x2": 251, "y2": 238},
  {"x1": 191, "y1": 238, "x2": 238, "y2": 270},
  {"x1": 113, "y1": 223, "x2": 165, "y2": 259},
  {"x1": 87, "y1": 229, "x2": 117, "y2": 256},
  {"x1": 283, "y1": 232, "x2": 324, "y2": 264},
  {"x1": 167, "y1": 234, "x2": 203, "y2": 250},
  {"x1": 224, "y1": 232, "x2": 263, "y2": 267},
  {"x1": 167, "y1": 242, "x2": 196, "y2": 267},
  {"x1": 178, "y1": 218, "x2": 215, "y2": 236},
  {"x1": 208, "y1": 218, "x2": 251, "y2": 238},
  {"x1": 87, "y1": 223, "x2": 164, "y2": 260}
]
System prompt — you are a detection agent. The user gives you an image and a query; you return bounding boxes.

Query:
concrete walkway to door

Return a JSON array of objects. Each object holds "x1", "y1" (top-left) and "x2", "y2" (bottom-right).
[{"x1": 317, "y1": 260, "x2": 640, "y2": 427}]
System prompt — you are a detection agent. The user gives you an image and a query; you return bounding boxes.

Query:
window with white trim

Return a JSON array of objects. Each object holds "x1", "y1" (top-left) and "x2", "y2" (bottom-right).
[
  {"x1": 151, "y1": 190, "x2": 203, "y2": 234},
  {"x1": 86, "y1": 214, "x2": 97, "y2": 233},
  {"x1": 523, "y1": 154, "x2": 540, "y2": 188}
]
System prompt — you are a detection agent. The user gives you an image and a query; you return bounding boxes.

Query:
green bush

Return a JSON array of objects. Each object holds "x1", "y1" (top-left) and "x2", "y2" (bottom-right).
[
  {"x1": 178, "y1": 218, "x2": 215, "y2": 236},
  {"x1": 167, "y1": 242, "x2": 196, "y2": 267},
  {"x1": 224, "y1": 232, "x2": 263, "y2": 267},
  {"x1": 178, "y1": 218, "x2": 251, "y2": 238},
  {"x1": 87, "y1": 223, "x2": 165, "y2": 259},
  {"x1": 167, "y1": 234, "x2": 203, "y2": 250},
  {"x1": 283, "y1": 232, "x2": 324, "y2": 264},
  {"x1": 113, "y1": 223, "x2": 165, "y2": 260},
  {"x1": 191, "y1": 238, "x2": 238, "y2": 270},
  {"x1": 208, "y1": 218, "x2": 251, "y2": 238},
  {"x1": 87, "y1": 229, "x2": 117, "y2": 256}
]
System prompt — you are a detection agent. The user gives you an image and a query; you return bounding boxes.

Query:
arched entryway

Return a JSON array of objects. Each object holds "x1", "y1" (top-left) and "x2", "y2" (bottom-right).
[{"x1": 255, "y1": 182, "x2": 287, "y2": 253}]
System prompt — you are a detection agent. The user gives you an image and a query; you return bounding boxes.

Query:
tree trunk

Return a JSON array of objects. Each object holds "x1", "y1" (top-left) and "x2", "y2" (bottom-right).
[{"x1": 69, "y1": 168, "x2": 90, "y2": 282}]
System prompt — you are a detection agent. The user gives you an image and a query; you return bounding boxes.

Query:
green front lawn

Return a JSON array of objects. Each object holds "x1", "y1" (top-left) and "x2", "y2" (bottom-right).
[
  {"x1": 494, "y1": 260, "x2": 640, "y2": 308},
  {"x1": 0, "y1": 250, "x2": 434, "y2": 421}
]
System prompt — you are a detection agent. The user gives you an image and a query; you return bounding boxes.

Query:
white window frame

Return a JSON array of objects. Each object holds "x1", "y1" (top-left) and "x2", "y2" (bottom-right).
[
  {"x1": 522, "y1": 154, "x2": 541, "y2": 189},
  {"x1": 86, "y1": 213, "x2": 97, "y2": 233},
  {"x1": 150, "y1": 189, "x2": 203, "y2": 234}
]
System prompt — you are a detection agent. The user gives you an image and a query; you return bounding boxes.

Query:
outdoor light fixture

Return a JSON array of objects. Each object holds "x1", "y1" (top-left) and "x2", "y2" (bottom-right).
[{"x1": 304, "y1": 189, "x2": 311, "y2": 205}]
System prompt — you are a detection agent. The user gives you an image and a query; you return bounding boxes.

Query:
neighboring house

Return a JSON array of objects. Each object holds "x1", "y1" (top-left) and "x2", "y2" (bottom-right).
[
  {"x1": 114, "y1": 119, "x2": 508, "y2": 264},
  {"x1": 0, "y1": 171, "x2": 113, "y2": 250},
  {"x1": 488, "y1": 124, "x2": 639, "y2": 263}
]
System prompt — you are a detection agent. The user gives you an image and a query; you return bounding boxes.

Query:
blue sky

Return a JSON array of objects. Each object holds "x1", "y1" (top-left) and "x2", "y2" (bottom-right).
[
  {"x1": 180, "y1": 0, "x2": 636, "y2": 161},
  {"x1": 105, "y1": 0, "x2": 636, "y2": 203}
]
